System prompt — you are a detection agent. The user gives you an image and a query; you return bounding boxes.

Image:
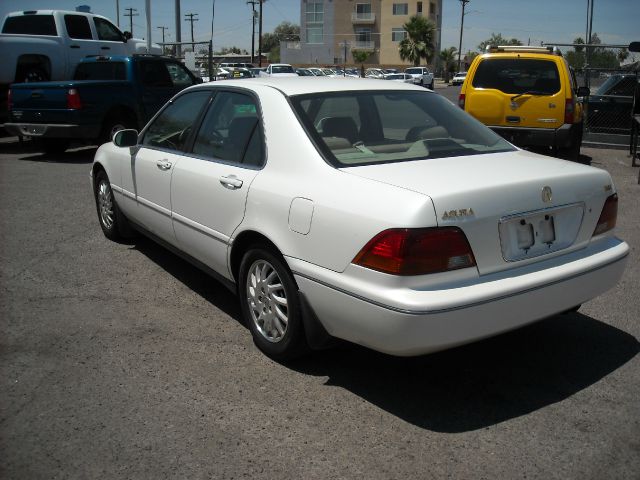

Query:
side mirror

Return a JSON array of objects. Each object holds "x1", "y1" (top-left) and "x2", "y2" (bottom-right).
[
  {"x1": 577, "y1": 86, "x2": 590, "y2": 97},
  {"x1": 123, "y1": 31, "x2": 132, "y2": 42},
  {"x1": 113, "y1": 129, "x2": 138, "y2": 147},
  {"x1": 195, "y1": 76, "x2": 203, "y2": 84}
]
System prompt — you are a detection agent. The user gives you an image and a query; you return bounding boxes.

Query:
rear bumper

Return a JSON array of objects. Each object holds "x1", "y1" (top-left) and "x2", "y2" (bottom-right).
[
  {"x1": 290, "y1": 237, "x2": 629, "y2": 356},
  {"x1": 490, "y1": 123, "x2": 581, "y2": 148},
  {"x1": 4, "y1": 122, "x2": 100, "y2": 139}
]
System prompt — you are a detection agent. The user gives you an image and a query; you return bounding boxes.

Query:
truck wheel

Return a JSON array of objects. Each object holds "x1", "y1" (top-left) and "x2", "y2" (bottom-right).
[
  {"x1": 41, "y1": 138, "x2": 70, "y2": 154},
  {"x1": 559, "y1": 126, "x2": 583, "y2": 161},
  {"x1": 100, "y1": 115, "x2": 135, "y2": 144}
]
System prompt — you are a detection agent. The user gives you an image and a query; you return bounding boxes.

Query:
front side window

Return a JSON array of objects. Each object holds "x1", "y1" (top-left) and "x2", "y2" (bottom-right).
[
  {"x1": 192, "y1": 91, "x2": 262, "y2": 166},
  {"x1": 291, "y1": 90, "x2": 514, "y2": 167},
  {"x1": 166, "y1": 62, "x2": 196, "y2": 87},
  {"x1": 93, "y1": 17, "x2": 123, "y2": 41},
  {"x1": 64, "y1": 15, "x2": 92, "y2": 40},
  {"x1": 472, "y1": 59, "x2": 561, "y2": 95},
  {"x1": 142, "y1": 91, "x2": 212, "y2": 151},
  {"x1": 2, "y1": 15, "x2": 56, "y2": 35},
  {"x1": 393, "y1": 3, "x2": 409, "y2": 15},
  {"x1": 392, "y1": 28, "x2": 407, "y2": 42}
]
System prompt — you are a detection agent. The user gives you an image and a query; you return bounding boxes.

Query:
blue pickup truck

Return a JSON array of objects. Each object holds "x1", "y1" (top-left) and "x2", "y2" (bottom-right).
[{"x1": 5, "y1": 54, "x2": 200, "y2": 152}]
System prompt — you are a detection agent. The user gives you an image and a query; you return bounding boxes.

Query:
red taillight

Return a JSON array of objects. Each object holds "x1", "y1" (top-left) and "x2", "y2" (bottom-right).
[
  {"x1": 564, "y1": 96, "x2": 574, "y2": 124},
  {"x1": 353, "y1": 227, "x2": 477, "y2": 275},
  {"x1": 66, "y1": 88, "x2": 82, "y2": 109},
  {"x1": 458, "y1": 93, "x2": 466, "y2": 109},
  {"x1": 593, "y1": 194, "x2": 618, "y2": 236},
  {"x1": 7, "y1": 89, "x2": 12, "y2": 111}
]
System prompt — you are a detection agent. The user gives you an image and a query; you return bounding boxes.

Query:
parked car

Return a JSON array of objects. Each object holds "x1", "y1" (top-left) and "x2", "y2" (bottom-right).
[
  {"x1": 451, "y1": 71, "x2": 467, "y2": 86},
  {"x1": 296, "y1": 68, "x2": 314, "y2": 76},
  {"x1": 249, "y1": 67, "x2": 266, "y2": 78},
  {"x1": 5, "y1": 55, "x2": 199, "y2": 152},
  {"x1": 460, "y1": 45, "x2": 589, "y2": 160},
  {"x1": 220, "y1": 62, "x2": 254, "y2": 70},
  {"x1": 227, "y1": 67, "x2": 253, "y2": 79},
  {"x1": 260, "y1": 63, "x2": 297, "y2": 77},
  {"x1": 91, "y1": 77, "x2": 628, "y2": 360},
  {"x1": 384, "y1": 73, "x2": 414, "y2": 83},
  {"x1": 585, "y1": 73, "x2": 639, "y2": 134},
  {"x1": 308, "y1": 67, "x2": 327, "y2": 77},
  {"x1": 364, "y1": 68, "x2": 385, "y2": 79},
  {"x1": 0, "y1": 9, "x2": 160, "y2": 123},
  {"x1": 405, "y1": 66, "x2": 434, "y2": 89},
  {"x1": 384, "y1": 68, "x2": 399, "y2": 74}
]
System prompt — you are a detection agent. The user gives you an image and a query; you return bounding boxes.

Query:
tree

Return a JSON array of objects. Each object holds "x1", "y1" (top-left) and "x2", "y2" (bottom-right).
[
  {"x1": 352, "y1": 49, "x2": 372, "y2": 77},
  {"x1": 261, "y1": 21, "x2": 300, "y2": 63},
  {"x1": 398, "y1": 15, "x2": 436, "y2": 66},
  {"x1": 477, "y1": 33, "x2": 522, "y2": 52},
  {"x1": 439, "y1": 47, "x2": 457, "y2": 82}
]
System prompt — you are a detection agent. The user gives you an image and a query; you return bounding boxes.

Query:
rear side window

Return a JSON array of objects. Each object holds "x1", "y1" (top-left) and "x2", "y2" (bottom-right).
[
  {"x1": 74, "y1": 62, "x2": 126, "y2": 80},
  {"x1": 472, "y1": 59, "x2": 560, "y2": 95},
  {"x1": 2, "y1": 15, "x2": 57, "y2": 35},
  {"x1": 138, "y1": 60, "x2": 173, "y2": 87},
  {"x1": 64, "y1": 15, "x2": 92, "y2": 40},
  {"x1": 166, "y1": 63, "x2": 196, "y2": 87}
]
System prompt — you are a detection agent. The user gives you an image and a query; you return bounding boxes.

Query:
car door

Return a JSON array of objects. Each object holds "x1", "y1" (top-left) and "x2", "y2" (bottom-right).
[
  {"x1": 118, "y1": 90, "x2": 213, "y2": 245},
  {"x1": 63, "y1": 14, "x2": 100, "y2": 77},
  {"x1": 92, "y1": 17, "x2": 127, "y2": 56},
  {"x1": 170, "y1": 90, "x2": 263, "y2": 279}
]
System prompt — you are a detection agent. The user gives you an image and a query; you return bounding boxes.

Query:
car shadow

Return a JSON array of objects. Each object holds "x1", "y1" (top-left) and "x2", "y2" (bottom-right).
[
  {"x1": 18, "y1": 145, "x2": 97, "y2": 164},
  {"x1": 128, "y1": 236, "x2": 638, "y2": 433}
]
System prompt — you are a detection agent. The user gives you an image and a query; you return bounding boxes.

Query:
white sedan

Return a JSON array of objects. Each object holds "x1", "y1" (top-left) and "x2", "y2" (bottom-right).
[{"x1": 91, "y1": 77, "x2": 629, "y2": 359}]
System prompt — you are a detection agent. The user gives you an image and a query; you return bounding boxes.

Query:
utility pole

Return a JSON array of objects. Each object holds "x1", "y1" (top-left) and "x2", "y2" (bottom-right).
[
  {"x1": 258, "y1": 0, "x2": 264, "y2": 67},
  {"x1": 157, "y1": 26, "x2": 169, "y2": 52},
  {"x1": 457, "y1": 0, "x2": 470, "y2": 72},
  {"x1": 115, "y1": 0, "x2": 120, "y2": 27},
  {"x1": 184, "y1": 12, "x2": 199, "y2": 52},
  {"x1": 175, "y1": 0, "x2": 182, "y2": 58},
  {"x1": 124, "y1": 7, "x2": 138, "y2": 36},
  {"x1": 247, "y1": 0, "x2": 259, "y2": 64}
]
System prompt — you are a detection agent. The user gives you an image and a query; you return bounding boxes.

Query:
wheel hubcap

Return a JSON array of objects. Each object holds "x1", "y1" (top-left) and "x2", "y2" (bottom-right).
[
  {"x1": 97, "y1": 180, "x2": 114, "y2": 229},
  {"x1": 246, "y1": 260, "x2": 288, "y2": 343}
]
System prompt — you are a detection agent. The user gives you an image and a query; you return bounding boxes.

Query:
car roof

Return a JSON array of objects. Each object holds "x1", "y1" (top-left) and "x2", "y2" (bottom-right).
[{"x1": 193, "y1": 77, "x2": 426, "y2": 96}]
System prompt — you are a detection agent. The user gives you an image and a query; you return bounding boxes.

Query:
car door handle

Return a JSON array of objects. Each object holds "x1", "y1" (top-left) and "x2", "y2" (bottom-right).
[
  {"x1": 219, "y1": 175, "x2": 243, "y2": 189},
  {"x1": 70, "y1": 45, "x2": 80, "y2": 49},
  {"x1": 101, "y1": 46, "x2": 111, "y2": 50},
  {"x1": 156, "y1": 160, "x2": 172, "y2": 170}
]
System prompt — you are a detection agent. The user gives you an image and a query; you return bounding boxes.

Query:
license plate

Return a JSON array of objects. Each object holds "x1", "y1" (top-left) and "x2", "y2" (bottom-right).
[{"x1": 499, "y1": 203, "x2": 584, "y2": 262}]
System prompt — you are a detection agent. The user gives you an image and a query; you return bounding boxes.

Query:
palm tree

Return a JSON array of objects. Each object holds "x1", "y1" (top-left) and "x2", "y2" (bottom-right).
[
  {"x1": 399, "y1": 15, "x2": 436, "y2": 66},
  {"x1": 352, "y1": 49, "x2": 372, "y2": 77},
  {"x1": 439, "y1": 47, "x2": 457, "y2": 82}
]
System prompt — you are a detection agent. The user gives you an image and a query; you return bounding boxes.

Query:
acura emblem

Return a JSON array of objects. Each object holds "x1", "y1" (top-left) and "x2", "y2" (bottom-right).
[{"x1": 541, "y1": 186, "x2": 553, "y2": 203}]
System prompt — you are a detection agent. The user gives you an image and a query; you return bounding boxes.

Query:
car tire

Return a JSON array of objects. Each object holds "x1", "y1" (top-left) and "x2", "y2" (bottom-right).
[
  {"x1": 238, "y1": 247, "x2": 308, "y2": 360},
  {"x1": 429, "y1": 81, "x2": 434, "y2": 90},
  {"x1": 559, "y1": 126, "x2": 583, "y2": 161},
  {"x1": 419, "y1": 79, "x2": 424, "y2": 87},
  {"x1": 100, "y1": 114, "x2": 135, "y2": 144},
  {"x1": 41, "y1": 138, "x2": 70, "y2": 154},
  {"x1": 94, "y1": 169, "x2": 132, "y2": 241}
]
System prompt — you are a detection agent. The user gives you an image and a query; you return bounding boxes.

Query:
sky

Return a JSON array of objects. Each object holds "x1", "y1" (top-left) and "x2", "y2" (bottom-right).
[{"x1": 0, "y1": 0, "x2": 637, "y2": 56}]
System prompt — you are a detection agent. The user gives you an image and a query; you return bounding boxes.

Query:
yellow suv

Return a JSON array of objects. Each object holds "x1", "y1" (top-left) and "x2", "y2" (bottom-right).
[{"x1": 459, "y1": 46, "x2": 589, "y2": 160}]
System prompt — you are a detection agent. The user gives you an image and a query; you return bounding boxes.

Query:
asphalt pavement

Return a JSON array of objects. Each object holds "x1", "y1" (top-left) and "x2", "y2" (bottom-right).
[{"x1": 0, "y1": 133, "x2": 638, "y2": 479}]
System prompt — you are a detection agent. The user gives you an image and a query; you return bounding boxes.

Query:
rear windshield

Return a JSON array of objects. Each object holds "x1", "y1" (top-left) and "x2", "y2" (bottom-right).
[
  {"x1": 472, "y1": 59, "x2": 560, "y2": 94},
  {"x1": 2, "y1": 15, "x2": 57, "y2": 35},
  {"x1": 291, "y1": 90, "x2": 514, "y2": 167},
  {"x1": 74, "y1": 62, "x2": 126, "y2": 80},
  {"x1": 272, "y1": 65, "x2": 294, "y2": 74},
  {"x1": 405, "y1": 68, "x2": 424, "y2": 75}
]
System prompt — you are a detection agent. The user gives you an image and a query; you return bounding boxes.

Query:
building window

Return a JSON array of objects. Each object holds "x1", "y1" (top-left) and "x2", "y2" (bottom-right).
[
  {"x1": 355, "y1": 28, "x2": 372, "y2": 42},
  {"x1": 417, "y1": 2, "x2": 423, "y2": 14},
  {"x1": 356, "y1": 3, "x2": 372, "y2": 15},
  {"x1": 393, "y1": 3, "x2": 409, "y2": 15},
  {"x1": 392, "y1": 28, "x2": 407, "y2": 42},
  {"x1": 430, "y1": 2, "x2": 436, "y2": 15},
  {"x1": 306, "y1": 26, "x2": 323, "y2": 44},
  {"x1": 306, "y1": 2, "x2": 324, "y2": 23}
]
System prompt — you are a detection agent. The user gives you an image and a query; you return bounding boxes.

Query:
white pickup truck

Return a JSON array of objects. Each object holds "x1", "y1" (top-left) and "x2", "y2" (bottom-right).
[
  {"x1": 259, "y1": 64, "x2": 299, "y2": 77},
  {"x1": 0, "y1": 9, "x2": 160, "y2": 123},
  {"x1": 404, "y1": 66, "x2": 435, "y2": 89}
]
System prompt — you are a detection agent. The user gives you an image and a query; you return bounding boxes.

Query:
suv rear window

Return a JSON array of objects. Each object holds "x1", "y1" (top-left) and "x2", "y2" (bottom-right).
[
  {"x1": 74, "y1": 62, "x2": 126, "y2": 80},
  {"x1": 2, "y1": 15, "x2": 57, "y2": 35},
  {"x1": 472, "y1": 59, "x2": 560, "y2": 95}
]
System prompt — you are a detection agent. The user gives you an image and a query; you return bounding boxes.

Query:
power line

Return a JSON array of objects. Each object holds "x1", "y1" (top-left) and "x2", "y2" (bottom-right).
[
  {"x1": 184, "y1": 12, "x2": 199, "y2": 51},
  {"x1": 157, "y1": 26, "x2": 169, "y2": 44},
  {"x1": 123, "y1": 7, "x2": 138, "y2": 36}
]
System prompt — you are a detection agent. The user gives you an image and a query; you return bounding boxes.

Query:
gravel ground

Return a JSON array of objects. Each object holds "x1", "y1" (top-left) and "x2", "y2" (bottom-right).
[{"x1": 0, "y1": 136, "x2": 638, "y2": 479}]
